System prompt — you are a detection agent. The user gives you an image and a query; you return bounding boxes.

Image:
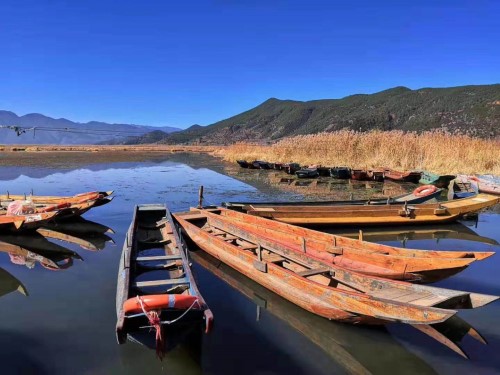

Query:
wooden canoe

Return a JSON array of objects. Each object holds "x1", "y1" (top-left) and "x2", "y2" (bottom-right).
[
  {"x1": 222, "y1": 188, "x2": 443, "y2": 211},
  {"x1": 242, "y1": 193, "x2": 500, "y2": 226},
  {"x1": 116, "y1": 204, "x2": 212, "y2": 345},
  {"x1": 455, "y1": 175, "x2": 500, "y2": 196},
  {"x1": 177, "y1": 208, "x2": 492, "y2": 283},
  {"x1": 175, "y1": 210, "x2": 498, "y2": 325},
  {"x1": 191, "y1": 250, "x2": 488, "y2": 359},
  {"x1": 0, "y1": 267, "x2": 28, "y2": 298}
]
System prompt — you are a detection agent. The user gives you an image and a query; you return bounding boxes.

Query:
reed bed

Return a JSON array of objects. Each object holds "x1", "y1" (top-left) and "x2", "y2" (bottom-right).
[{"x1": 219, "y1": 130, "x2": 500, "y2": 175}]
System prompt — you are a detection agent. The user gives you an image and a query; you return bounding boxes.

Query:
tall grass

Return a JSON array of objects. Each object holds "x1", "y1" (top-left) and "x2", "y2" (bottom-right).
[{"x1": 219, "y1": 130, "x2": 500, "y2": 175}]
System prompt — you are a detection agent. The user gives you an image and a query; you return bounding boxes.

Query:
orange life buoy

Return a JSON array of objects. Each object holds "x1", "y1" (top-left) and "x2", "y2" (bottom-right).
[
  {"x1": 413, "y1": 184, "x2": 438, "y2": 197},
  {"x1": 123, "y1": 294, "x2": 199, "y2": 314}
]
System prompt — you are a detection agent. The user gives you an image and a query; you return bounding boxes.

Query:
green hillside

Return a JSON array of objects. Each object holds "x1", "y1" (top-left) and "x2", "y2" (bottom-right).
[{"x1": 148, "y1": 84, "x2": 500, "y2": 144}]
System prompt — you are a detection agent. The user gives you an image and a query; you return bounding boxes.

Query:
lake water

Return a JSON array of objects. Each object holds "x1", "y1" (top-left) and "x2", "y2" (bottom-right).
[{"x1": 0, "y1": 152, "x2": 499, "y2": 375}]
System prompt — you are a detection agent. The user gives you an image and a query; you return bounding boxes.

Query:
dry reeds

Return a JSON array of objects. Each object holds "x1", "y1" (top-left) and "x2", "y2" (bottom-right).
[{"x1": 218, "y1": 130, "x2": 500, "y2": 175}]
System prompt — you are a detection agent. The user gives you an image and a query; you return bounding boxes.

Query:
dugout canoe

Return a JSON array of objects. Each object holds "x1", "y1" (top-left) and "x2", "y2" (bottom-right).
[
  {"x1": 222, "y1": 187, "x2": 443, "y2": 211},
  {"x1": 175, "y1": 209, "x2": 497, "y2": 325},
  {"x1": 116, "y1": 204, "x2": 212, "y2": 346},
  {"x1": 177, "y1": 208, "x2": 492, "y2": 283},
  {"x1": 243, "y1": 194, "x2": 500, "y2": 226}
]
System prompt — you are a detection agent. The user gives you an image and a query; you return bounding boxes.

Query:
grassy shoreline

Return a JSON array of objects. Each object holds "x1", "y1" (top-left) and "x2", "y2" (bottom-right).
[
  {"x1": 220, "y1": 130, "x2": 500, "y2": 175},
  {"x1": 1, "y1": 130, "x2": 499, "y2": 175}
]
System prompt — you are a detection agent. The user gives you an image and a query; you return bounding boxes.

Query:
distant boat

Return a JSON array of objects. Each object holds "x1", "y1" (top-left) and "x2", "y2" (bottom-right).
[
  {"x1": 236, "y1": 160, "x2": 249, "y2": 168},
  {"x1": 419, "y1": 171, "x2": 456, "y2": 188},
  {"x1": 283, "y1": 163, "x2": 301, "y2": 175},
  {"x1": 383, "y1": 169, "x2": 422, "y2": 183},
  {"x1": 367, "y1": 169, "x2": 385, "y2": 182},
  {"x1": 296, "y1": 168, "x2": 319, "y2": 179},
  {"x1": 351, "y1": 169, "x2": 369, "y2": 181},
  {"x1": 330, "y1": 166, "x2": 351, "y2": 179}
]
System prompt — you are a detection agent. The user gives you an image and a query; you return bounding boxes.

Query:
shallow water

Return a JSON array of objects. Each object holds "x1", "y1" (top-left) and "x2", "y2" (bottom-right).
[{"x1": 0, "y1": 153, "x2": 499, "y2": 374}]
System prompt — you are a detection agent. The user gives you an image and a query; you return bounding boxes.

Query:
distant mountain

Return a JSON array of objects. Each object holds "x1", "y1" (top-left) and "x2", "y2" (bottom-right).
[
  {"x1": 129, "y1": 84, "x2": 499, "y2": 144},
  {"x1": 0, "y1": 111, "x2": 180, "y2": 145}
]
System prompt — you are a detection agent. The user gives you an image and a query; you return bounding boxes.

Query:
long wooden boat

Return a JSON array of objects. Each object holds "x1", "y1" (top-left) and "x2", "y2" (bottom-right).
[
  {"x1": 177, "y1": 208, "x2": 492, "y2": 283},
  {"x1": 0, "y1": 190, "x2": 113, "y2": 204},
  {"x1": 222, "y1": 188, "x2": 443, "y2": 212},
  {"x1": 367, "y1": 169, "x2": 384, "y2": 182},
  {"x1": 175, "y1": 209, "x2": 497, "y2": 325},
  {"x1": 419, "y1": 171, "x2": 456, "y2": 188},
  {"x1": 351, "y1": 169, "x2": 369, "y2": 181},
  {"x1": 116, "y1": 204, "x2": 213, "y2": 346},
  {"x1": 192, "y1": 250, "x2": 487, "y2": 359},
  {"x1": 0, "y1": 267, "x2": 28, "y2": 298},
  {"x1": 243, "y1": 193, "x2": 500, "y2": 226},
  {"x1": 384, "y1": 169, "x2": 422, "y2": 183}
]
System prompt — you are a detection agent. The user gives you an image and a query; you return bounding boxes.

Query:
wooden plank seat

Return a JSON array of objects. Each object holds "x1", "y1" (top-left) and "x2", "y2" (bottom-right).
[
  {"x1": 134, "y1": 277, "x2": 190, "y2": 288},
  {"x1": 297, "y1": 267, "x2": 331, "y2": 277},
  {"x1": 136, "y1": 255, "x2": 182, "y2": 261}
]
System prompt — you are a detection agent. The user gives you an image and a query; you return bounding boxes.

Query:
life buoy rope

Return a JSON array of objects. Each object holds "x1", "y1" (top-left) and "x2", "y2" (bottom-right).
[{"x1": 413, "y1": 185, "x2": 438, "y2": 197}]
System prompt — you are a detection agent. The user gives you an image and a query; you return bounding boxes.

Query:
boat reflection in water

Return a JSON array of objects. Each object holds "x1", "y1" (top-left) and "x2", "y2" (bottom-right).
[
  {"x1": 191, "y1": 250, "x2": 444, "y2": 374},
  {"x1": 322, "y1": 221, "x2": 498, "y2": 247},
  {"x1": 0, "y1": 267, "x2": 28, "y2": 298},
  {"x1": 0, "y1": 218, "x2": 115, "y2": 270},
  {"x1": 37, "y1": 217, "x2": 115, "y2": 252},
  {"x1": 118, "y1": 324, "x2": 203, "y2": 374}
]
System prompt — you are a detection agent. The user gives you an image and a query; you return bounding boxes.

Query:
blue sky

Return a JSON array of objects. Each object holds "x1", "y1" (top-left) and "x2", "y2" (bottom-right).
[{"x1": 0, "y1": 0, "x2": 498, "y2": 128}]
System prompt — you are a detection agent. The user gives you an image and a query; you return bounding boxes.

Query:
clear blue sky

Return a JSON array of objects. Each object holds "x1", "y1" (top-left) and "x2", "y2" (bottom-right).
[{"x1": 0, "y1": 0, "x2": 498, "y2": 128}]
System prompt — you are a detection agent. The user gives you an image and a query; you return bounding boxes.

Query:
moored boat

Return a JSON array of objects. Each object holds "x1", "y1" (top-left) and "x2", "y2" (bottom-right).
[
  {"x1": 222, "y1": 186, "x2": 443, "y2": 211},
  {"x1": 419, "y1": 171, "x2": 456, "y2": 188},
  {"x1": 296, "y1": 167, "x2": 319, "y2": 179},
  {"x1": 0, "y1": 191, "x2": 113, "y2": 205},
  {"x1": 330, "y1": 166, "x2": 351, "y2": 179},
  {"x1": 283, "y1": 163, "x2": 301, "y2": 175},
  {"x1": 351, "y1": 169, "x2": 369, "y2": 181},
  {"x1": 236, "y1": 160, "x2": 249, "y2": 168},
  {"x1": 367, "y1": 169, "x2": 385, "y2": 182},
  {"x1": 243, "y1": 193, "x2": 500, "y2": 226},
  {"x1": 174, "y1": 209, "x2": 498, "y2": 325},
  {"x1": 384, "y1": 169, "x2": 422, "y2": 183},
  {"x1": 116, "y1": 204, "x2": 213, "y2": 347},
  {"x1": 178, "y1": 207, "x2": 493, "y2": 282}
]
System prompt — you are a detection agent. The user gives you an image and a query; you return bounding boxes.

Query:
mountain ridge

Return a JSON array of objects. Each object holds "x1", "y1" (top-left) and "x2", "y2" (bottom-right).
[
  {"x1": 150, "y1": 84, "x2": 499, "y2": 144},
  {"x1": 0, "y1": 110, "x2": 181, "y2": 145}
]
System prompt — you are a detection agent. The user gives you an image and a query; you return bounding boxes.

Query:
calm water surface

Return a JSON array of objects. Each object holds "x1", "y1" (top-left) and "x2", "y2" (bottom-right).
[{"x1": 0, "y1": 153, "x2": 499, "y2": 375}]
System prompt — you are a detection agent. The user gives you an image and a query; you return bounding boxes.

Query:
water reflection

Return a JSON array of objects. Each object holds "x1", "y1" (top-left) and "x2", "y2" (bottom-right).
[
  {"x1": 0, "y1": 267, "x2": 28, "y2": 298},
  {"x1": 0, "y1": 217, "x2": 115, "y2": 270},
  {"x1": 322, "y1": 221, "x2": 499, "y2": 247},
  {"x1": 191, "y1": 249, "x2": 439, "y2": 375}
]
